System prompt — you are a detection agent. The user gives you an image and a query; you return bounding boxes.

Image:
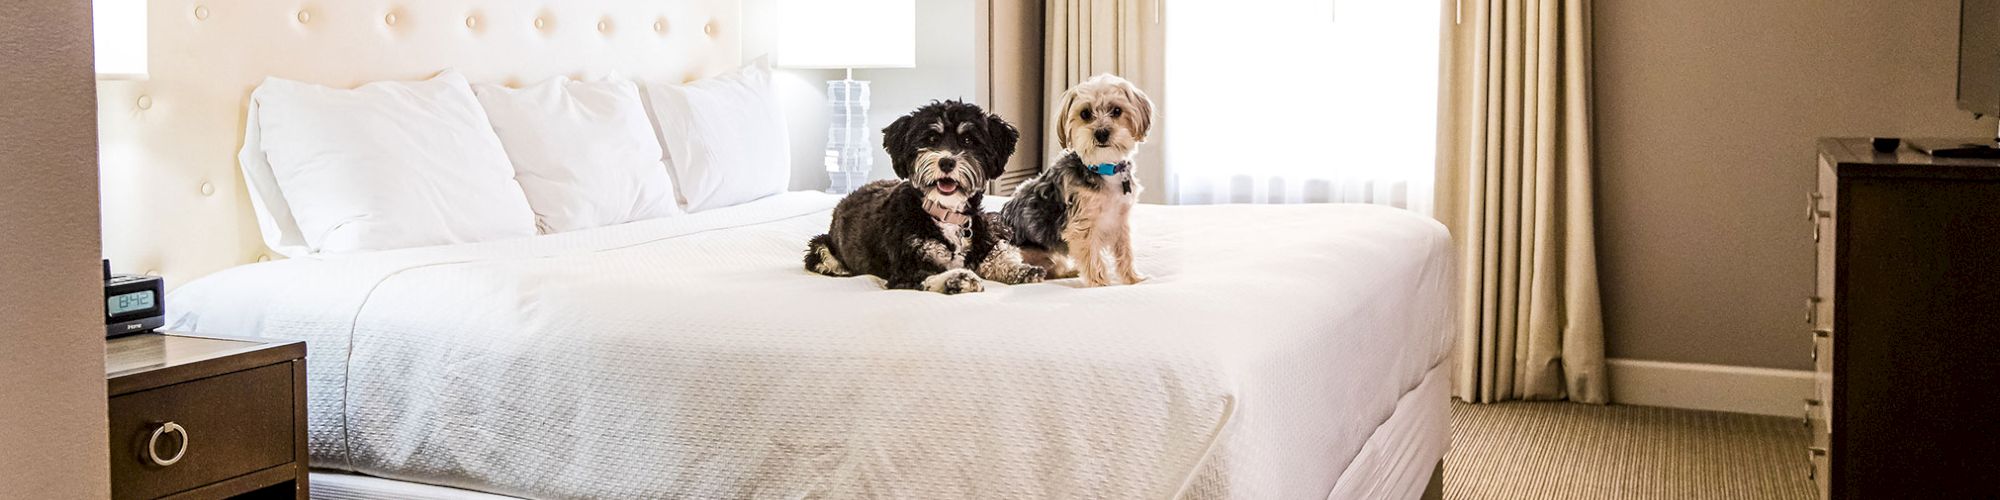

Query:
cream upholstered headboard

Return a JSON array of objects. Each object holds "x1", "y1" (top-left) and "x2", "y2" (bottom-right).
[{"x1": 97, "y1": 0, "x2": 742, "y2": 287}]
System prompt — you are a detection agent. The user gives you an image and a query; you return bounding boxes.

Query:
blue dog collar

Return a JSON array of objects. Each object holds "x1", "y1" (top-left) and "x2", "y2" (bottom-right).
[{"x1": 1089, "y1": 162, "x2": 1129, "y2": 176}]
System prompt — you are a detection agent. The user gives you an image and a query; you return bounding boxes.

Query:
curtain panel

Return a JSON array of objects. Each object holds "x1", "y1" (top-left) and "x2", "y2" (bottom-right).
[
  {"x1": 994, "y1": 0, "x2": 1165, "y2": 201},
  {"x1": 1437, "y1": 0, "x2": 1608, "y2": 404}
]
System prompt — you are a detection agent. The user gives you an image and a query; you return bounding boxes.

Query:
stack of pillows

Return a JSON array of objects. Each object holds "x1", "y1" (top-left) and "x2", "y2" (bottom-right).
[{"x1": 238, "y1": 61, "x2": 790, "y2": 257}]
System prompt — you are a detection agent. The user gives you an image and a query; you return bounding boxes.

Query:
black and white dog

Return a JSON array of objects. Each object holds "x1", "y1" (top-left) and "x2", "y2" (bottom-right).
[{"x1": 804, "y1": 100, "x2": 1045, "y2": 294}]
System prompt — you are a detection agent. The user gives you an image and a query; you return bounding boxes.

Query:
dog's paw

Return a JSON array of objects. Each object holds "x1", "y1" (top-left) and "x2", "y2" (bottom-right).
[
  {"x1": 1080, "y1": 266, "x2": 1114, "y2": 288},
  {"x1": 1017, "y1": 266, "x2": 1047, "y2": 284},
  {"x1": 1120, "y1": 266, "x2": 1152, "y2": 286},
  {"x1": 922, "y1": 269, "x2": 984, "y2": 295}
]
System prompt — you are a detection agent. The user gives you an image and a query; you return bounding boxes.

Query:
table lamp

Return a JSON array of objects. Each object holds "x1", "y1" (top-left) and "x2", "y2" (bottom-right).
[
  {"x1": 93, "y1": 0, "x2": 147, "y2": 80},
  {"x1": 776, "y1": 0, "x2": 916, "y2": 194}
]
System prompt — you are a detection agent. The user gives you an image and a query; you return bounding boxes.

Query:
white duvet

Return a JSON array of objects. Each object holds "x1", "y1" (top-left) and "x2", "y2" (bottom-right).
[{"x1": 168, "y1": 192, "x2": 1453, "y2": 500}]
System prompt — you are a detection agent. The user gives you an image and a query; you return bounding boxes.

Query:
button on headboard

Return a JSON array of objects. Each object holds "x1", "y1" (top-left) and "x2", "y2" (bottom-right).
[{"x1": 97, "y1": 0, "x2": 742, "y2": 287}]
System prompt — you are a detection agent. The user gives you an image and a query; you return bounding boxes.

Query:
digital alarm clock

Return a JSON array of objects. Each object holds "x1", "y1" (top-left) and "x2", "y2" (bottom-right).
[{"x1": 104, "y1": 260, "x2": 165, "y2": 337}]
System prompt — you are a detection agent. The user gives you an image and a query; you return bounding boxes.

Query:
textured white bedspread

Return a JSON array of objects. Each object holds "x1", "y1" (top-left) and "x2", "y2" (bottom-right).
[{"x1": 168, "y1": 192, "x2": 1453, "y2": 500}]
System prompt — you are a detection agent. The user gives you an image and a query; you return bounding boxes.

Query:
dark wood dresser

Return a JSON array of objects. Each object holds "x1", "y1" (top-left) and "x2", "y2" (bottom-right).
[
  {"x1": 107, "y1": 333, "x2": 307, "y2": 499},
  {"x1": 1809, "y1": 138, "x2": 2000, "y2": 499}
]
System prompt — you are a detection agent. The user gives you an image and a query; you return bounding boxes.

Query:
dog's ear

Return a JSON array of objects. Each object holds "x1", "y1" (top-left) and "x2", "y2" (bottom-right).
[
  {"x1": 881, "y1": 113, "x2": 917, "y2": 179},
  {"x1": 981, "y1": 113, "x2": 1020, "y2": 182},
  {"x1": 1117, "y1": 78, "x2": 1155, "y2": 143},
  {"x1": 1054, "y1": 86, "x2": 1080, "y2": 150}
]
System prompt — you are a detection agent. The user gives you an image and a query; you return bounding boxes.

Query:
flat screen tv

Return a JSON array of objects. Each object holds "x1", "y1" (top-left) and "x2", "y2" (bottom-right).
[
  {"x1": 1960, "y1": 0, "x2": 2000, "y2": 117},
  {"x1": 1915, "y1": 0, "x2": 2000, "y2": 156}
]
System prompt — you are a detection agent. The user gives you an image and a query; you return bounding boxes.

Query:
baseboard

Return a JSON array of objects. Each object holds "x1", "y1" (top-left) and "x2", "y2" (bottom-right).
[{"x1": 1607, "y1": 358, "x2": 1814, "y2": 417}]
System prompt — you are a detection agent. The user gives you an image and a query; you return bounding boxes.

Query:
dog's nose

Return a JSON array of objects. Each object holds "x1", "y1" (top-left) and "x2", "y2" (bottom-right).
[
  {"x1": 1093, "y1": 129, "x2": 1112, "y2": 144},
  {"x1": 938, "y1": 157, "x2": 956, "y2": 172}
]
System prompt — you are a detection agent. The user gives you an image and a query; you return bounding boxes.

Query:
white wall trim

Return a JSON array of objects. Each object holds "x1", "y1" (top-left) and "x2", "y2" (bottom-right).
[{"x1": 1608, "y1": 358, "x2": 1814, "y2": 418}]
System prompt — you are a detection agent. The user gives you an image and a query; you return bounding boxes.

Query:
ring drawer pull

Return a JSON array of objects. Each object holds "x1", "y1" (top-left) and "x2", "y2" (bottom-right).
[{"x1": 147, "y1": 422, "x2": 188, "y2": 467}]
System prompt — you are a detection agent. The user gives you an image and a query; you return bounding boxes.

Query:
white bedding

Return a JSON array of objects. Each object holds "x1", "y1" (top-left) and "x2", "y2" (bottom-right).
[{"x1": 168, "y1": 192, "x2": 1453, "y2": 500}]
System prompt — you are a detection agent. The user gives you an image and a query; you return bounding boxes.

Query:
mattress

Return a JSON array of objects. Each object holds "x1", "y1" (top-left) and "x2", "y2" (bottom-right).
[
  {"x1": 307, "y1": 364, "x2": 1449, "y2": 500},
  {"x1": 169, "y1": 191, "x2": 1454, "y2": 500},
  {"x1": 314, "y1": 471, "x2": 523, "y2": 500}
]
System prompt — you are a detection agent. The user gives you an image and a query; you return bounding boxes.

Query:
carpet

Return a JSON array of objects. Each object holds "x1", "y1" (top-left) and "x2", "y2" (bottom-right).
[{"x1": 1445, "y1": 401, "x2": 1815, "y2": 499}]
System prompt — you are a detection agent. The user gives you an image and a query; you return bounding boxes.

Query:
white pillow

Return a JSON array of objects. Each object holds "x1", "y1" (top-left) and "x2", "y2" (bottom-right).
[
  {"x1": 645, "y1": 59, "x2": 791, "y2": 212},
  {"x1": 243, "y1": 70, "x2": 536, "y2": 254},
  {"x1": 238, "y1": 95, "x2": 311, "y2": 257},
  {"x1": 473, "y1": 77, "x2": 682, "y2": 233}
]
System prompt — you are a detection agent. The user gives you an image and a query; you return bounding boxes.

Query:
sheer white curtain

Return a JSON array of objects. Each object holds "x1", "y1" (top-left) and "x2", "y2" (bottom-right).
[{"x1": 1164, "y1": 0, "x2": 1441, "y2": 215}]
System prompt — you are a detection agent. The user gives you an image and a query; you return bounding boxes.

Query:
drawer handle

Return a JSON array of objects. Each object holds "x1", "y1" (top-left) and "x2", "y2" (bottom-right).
[
  {"x1": 1808, "y1": 193, "x2": 1830, "y2": 241},
  {"x1": 1806, "y1": 296, "x2": 1822, "y2": 325},
  {"x1": 1814, "y1": 328, "x2": 1832, "y2": 338},
  {"x1": 1808, "y1": 446, "x2": 1828, "y2": 457},
  {"x1": 146, "y1": 422, "x2": 188, "y2": 467}
]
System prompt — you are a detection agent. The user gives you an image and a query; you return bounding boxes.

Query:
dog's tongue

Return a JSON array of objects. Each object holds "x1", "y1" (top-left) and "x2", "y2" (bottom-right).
[{"x1": 937, "y1": 180, "x2": 959, "y2": 194}]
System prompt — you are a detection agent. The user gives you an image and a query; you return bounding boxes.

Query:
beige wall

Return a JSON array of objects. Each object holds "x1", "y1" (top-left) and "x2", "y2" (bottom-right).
[
  {"x1": 0, "y1": 1, "x2": 111, "y2": 497},
  {"x1": 1594, "y1": 0, "x2": 1994, "y2": 370}
]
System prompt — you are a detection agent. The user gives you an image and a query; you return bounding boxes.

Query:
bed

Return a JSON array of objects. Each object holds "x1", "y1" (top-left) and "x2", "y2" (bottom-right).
[
  {"x1": 98, "y1": 1, "x2": 1452, "y2": 498},
  {"x1": 165, "y1": 193, "x2": 1452, "y2": 499}
]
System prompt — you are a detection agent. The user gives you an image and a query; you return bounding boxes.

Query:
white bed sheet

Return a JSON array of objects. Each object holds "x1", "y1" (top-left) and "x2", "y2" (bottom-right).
[
  {"x1": 171, "y1": 191, "x2": 1453, "y2": 500},
  {"x1": 1328, "y1": 363, "x2": 1451, "y2": 500}
]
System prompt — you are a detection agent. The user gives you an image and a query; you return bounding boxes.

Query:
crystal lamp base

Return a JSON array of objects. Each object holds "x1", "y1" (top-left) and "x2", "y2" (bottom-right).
[{"x1": 823, "y1": 77, "x2": 872, "y2": 194}]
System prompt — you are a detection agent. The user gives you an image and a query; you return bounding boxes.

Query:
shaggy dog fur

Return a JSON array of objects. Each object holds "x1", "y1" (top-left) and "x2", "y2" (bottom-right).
[
  {"x1": 1001, "y1": 74, "x2": 1154, "y2": 287},
  {"x1": 804, "y1": 100, "x2": 1045, "y2": 294}
]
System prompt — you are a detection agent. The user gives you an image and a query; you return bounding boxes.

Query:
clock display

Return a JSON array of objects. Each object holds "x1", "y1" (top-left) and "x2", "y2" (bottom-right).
[{"x1": 108, "y1": 290, "x2": 155, "y2": 316}]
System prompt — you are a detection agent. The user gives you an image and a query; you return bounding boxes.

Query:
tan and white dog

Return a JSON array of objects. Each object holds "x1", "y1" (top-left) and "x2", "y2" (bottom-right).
[{"x1": 999, "y1": 74, "x2": 1153, "y2": 287}]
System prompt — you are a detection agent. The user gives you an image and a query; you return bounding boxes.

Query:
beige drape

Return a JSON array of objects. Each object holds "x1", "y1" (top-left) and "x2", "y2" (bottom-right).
[
  {"x1": 992, "y1": 0, "x2": 1163, "y2": 198},
  {"x1": 1437, "y1": 0, "x2": 1608, "y2": 404}
]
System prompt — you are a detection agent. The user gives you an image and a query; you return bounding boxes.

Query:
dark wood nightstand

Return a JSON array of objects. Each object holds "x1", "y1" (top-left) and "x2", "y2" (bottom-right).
[{"x1": 106, "y1": 333, "x2": 307, "y2": 500}]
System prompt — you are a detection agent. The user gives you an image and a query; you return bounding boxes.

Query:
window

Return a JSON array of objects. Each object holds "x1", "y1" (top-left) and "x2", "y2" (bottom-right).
[{"x1": 1166, "y1": 0, "x2": 1441, "y2": 214}]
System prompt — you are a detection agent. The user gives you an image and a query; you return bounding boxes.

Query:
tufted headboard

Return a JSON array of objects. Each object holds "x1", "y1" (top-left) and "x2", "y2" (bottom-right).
[{"x1": 96, "y1": 0, "x2": 742, "y2": 287}]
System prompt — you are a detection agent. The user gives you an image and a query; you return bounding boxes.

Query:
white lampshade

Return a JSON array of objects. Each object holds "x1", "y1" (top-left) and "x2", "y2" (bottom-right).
[
  {"x1": 93, "y1": 0, "x2": 147, "y2": 78},
  {"x1": 775, "y1": 0, "x2": 915, "y2": 69}
]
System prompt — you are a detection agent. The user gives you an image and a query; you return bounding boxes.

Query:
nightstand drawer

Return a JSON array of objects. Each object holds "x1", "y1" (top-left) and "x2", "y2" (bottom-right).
[{"x1": 109, "y1": 361, "x2": 296, "y2": 500}]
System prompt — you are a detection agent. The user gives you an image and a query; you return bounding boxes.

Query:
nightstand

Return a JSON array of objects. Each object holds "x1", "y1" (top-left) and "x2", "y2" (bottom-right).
[{"x1": 106, "y1": 333, "x2": 307, "y2": 500}]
